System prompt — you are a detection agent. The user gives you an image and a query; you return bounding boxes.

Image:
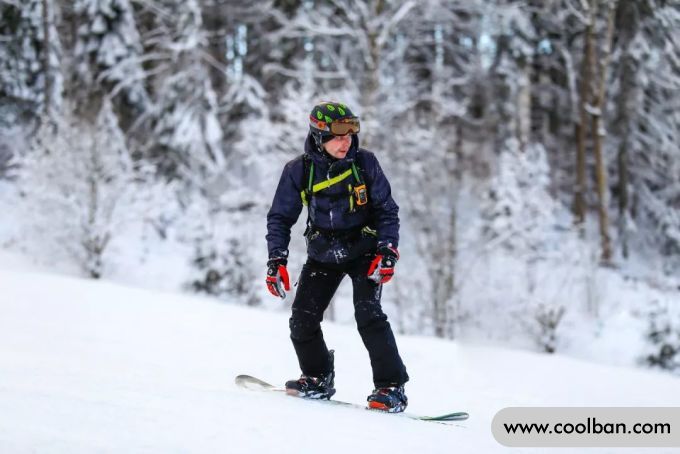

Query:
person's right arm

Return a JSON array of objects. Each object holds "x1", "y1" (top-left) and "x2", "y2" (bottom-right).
[{"x1": 266, "y1": 158, "x2": 304, "y2": 260}]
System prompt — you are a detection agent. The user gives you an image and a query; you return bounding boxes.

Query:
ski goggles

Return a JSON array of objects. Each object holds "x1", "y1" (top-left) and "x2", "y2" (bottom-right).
[{"x1": 310, "y1": 116, "x2": 361, "y2": 136}]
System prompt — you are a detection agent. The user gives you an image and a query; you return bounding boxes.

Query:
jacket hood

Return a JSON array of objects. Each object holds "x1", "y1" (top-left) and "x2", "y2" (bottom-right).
[{"x1": 304, "y1": 133, "x2": 359, "y2": 167}]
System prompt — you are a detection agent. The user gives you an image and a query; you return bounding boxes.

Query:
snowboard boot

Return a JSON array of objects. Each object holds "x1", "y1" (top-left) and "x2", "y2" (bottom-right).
[
  {"x1": 367, "y1": 385, "x2": 408, "y2": 413},
  {"x1": 285, "y1": 350, "x2": 336, "y2": 400}
]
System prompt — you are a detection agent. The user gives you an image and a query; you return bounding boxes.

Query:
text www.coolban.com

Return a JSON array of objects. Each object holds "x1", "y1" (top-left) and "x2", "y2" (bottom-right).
[{"x1": 503, "y1": 418, "x2": 671, "y2": 436}]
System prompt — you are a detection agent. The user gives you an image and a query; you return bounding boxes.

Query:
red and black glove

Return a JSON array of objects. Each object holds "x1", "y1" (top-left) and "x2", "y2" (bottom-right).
[
  {"x1": 266, "y1": 257, "x2": 290, "y2": 298},
  {"x1": 367, "y1": 245, "x2": 399, "y2": 284}
]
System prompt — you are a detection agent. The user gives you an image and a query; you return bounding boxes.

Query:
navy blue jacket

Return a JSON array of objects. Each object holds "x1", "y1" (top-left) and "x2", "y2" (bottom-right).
[{"x1": 266, "y1": 133, "x2": 399, "y2": 264}]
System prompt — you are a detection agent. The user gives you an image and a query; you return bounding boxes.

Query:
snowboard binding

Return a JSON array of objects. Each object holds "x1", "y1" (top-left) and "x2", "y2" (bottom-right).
[
  {"x1": 367, "y1": 385, "x2": 408, "y2": 413},
  {"x1": 285, "y1": 350, "x2": 336, "y2": 400}
]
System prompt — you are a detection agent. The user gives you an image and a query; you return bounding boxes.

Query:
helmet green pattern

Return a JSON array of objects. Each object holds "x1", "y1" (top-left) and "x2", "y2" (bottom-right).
[{"x1": 309, "y1": 101, "x2": 356, "y2": 135}]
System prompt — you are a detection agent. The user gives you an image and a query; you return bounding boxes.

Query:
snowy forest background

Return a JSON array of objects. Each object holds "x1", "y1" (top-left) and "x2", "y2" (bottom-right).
[{"x1": 0, "y1": 0, "x2": 678, "y2": 374}]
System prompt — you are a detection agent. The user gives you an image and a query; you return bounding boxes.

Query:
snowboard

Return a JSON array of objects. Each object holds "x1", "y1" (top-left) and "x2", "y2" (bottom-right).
[{"x1": 235, "y1": 374, "x2": 469, "y2": 423}]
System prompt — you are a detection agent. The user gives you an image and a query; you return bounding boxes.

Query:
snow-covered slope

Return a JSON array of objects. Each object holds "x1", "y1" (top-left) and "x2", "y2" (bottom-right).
[{"x1": 1, "y1": 268, "x2": 679, "y2": 453}]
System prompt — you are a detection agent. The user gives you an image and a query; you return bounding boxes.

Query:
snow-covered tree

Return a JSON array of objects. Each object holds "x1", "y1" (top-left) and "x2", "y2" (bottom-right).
[
  {"x1": 531, "y1": 304, "x2": 566, "y2": 354},
  {"x1": 478, "y1": 138, "x2": 572, "y2": 349},
  {"x1": 643, "y1": 301, "x2": 680, "y2": 375},
  {"x1": 0, "y1": 123, "x2": 23, "y2": 181},
  {"x1": 615, "y1": 2, "x2": 680, "y2": 273},
  {"x1": 73, "y1": 0, "x2": 149, "y2": 112},
  {"x1": 0, "y1": 0, "x2": 62, "y2": 118},
  {"x1": 481, "y1": 139, "x2": 556, "y2": 270},
  {"x1": 0, "y1": 146, "x2": 16, "y2": 181},
  {"x1": 190, "y1": 234, "x2": 260, "y2": 306},
  {"x1": 181, "y1": 182, "x2": 261, "y2": 306},
  {"x1": 150, "y1": 66, "x2": 224, "y2": 185},
  {"x1": 17, "y1": 100, "x2": 155, "y2": 278},
  {"x1": 399, "y1": 127, "x2": 462, "y2": 339},
  {"x1": 142, "y1": 0, "x2": 225, "y2": 188}
]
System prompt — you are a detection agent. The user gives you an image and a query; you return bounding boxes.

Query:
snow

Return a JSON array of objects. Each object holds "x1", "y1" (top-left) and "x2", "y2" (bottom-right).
[{"x1": 2, "y1": 266, "x2": 679, "y2": 453}]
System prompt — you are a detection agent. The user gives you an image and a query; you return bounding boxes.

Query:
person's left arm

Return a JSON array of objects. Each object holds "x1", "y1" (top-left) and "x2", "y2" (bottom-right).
[
  {"x1": 363, "y1": 151, "x2": 399, "y2": 249},
  {"x1": 363, "y1": 151, "x2": 400, "y2": 284}
]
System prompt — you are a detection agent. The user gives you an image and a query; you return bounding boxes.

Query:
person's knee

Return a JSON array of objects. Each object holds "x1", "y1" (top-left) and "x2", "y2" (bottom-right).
[
  {"x1": 355, "y1": 304, "x2": 388, "y2": 330},
  {"x1": 289, "y1": 314, "x2": 321, "y2": 341}
]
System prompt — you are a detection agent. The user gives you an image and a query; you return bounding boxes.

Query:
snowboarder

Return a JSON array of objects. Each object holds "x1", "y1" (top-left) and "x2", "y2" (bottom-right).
[{"x1": 265, "y1": 101, "x2": 409, "y2": 413}]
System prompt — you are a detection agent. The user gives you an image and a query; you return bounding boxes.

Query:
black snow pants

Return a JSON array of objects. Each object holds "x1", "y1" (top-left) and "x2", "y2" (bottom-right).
[{"x1": 289, "y1": 253, "x2": 409, "y2": 388}]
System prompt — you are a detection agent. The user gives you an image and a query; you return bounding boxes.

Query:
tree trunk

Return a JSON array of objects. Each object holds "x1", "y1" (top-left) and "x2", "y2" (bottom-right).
[
  {"x1": 516, "y1": 60, "x2": 532, "y2": 153},
  {"x1": 613, "y1": 1, "x2": 638, "y2": 260},
  {"x1": 432, "y1": 271, "x2": 449, "y2": 338},
  {"x1": 617, "y1": 144, "x2": 629, "y2": 258},
  {"x1": 443, "y1": 199, "x2": 457, "y2": 338},
  {"x1": 573, "y1": 1, "x2": 596, "y2": 225},
  {"x1": 362, "y1": 0, "x2": 385, "y2": 149},
  {"x1": 591, "y1": 0, "x2": 617, "y2": 263},
  {"x1": 41, "y1": 0, "x2": 52, "y2": 116}
]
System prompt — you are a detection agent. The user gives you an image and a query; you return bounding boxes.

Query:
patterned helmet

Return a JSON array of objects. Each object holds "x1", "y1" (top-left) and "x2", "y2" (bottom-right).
[{"x1": 309, "y1": 102, "x2": 360, "y2": 144}]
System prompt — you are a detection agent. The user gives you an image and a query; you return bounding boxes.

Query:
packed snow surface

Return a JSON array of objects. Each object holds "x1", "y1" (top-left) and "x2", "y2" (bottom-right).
[{"x1": 1, "y1": 268, "x2": 679, "y2": 453}]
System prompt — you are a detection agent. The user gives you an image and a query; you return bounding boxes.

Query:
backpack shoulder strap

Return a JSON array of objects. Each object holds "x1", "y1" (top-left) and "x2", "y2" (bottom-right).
[
  {"x1": 353, "y1": 150, "x2": 370, "y2": 185},
  {"x1": 351, "y1": 162, "x2": 363, "y2": 185},
  {"x1": 301, "y1": 155, "x2": 314, "y2": 206}
]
